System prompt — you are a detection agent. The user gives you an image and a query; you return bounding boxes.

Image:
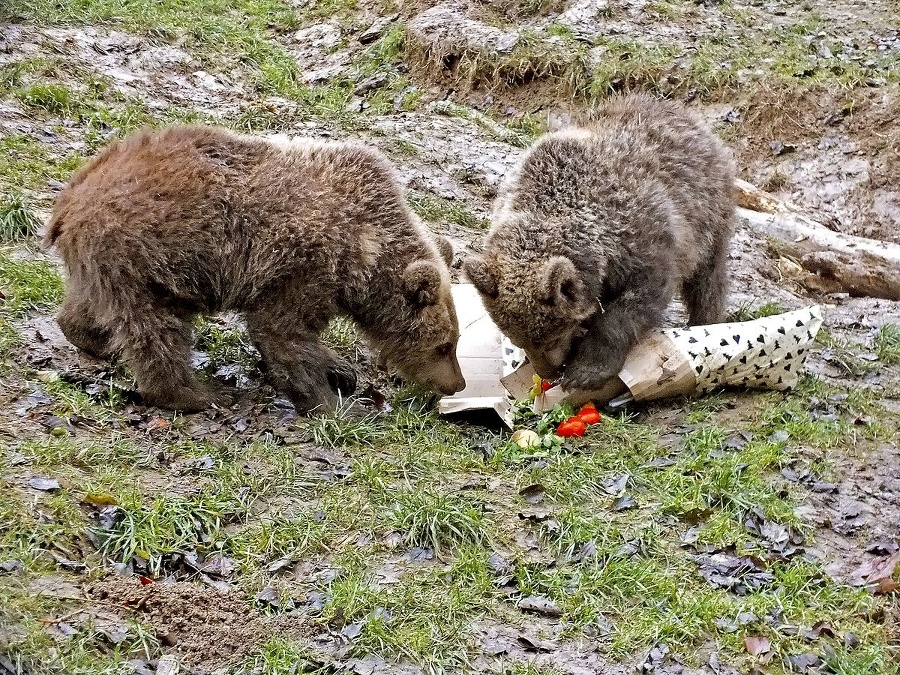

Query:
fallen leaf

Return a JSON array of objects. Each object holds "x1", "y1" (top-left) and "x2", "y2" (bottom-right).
[
  {"x1": 83, "y1": 492, "x2": 118, "y2": 506},
  {"x1": 768, "y1": 430, "x2": 789, "y2": 444},
  {"x1": 156, "y1": 655, "x2": 179, "y2": 675},
  {"x1": 680, "y1": 527, "x2": 700, "y2": 545},
  {"x1": 100, "y1": 625, "x2": 129, "y2": 645},
  {"x1": 267, "y1": 558, "x2": 295, "y2": 573},
  {"x1": 518, "y1": 595, "x2": 562, "y2": 617},
  {"x1": 28, "y1": 476, "x2": 60, "y2": 491},
  {"x1": 98, "y1": 505, "x2": 123, "y2": 530},
  {"x1": 850, "y1": 551, "x2": 900, "y2": 593},
  {"x1": 518, "y1": 506, "x2": 554, "y2": 522},
  {"x1": 146, "y1": 417, "x2": 170, "y2": 433},
  {"x1": 408, "y1": 547, "x2": 433, "y2": 562},
  {"x1": 743, "y1": 635, "x2": 771, "y2": 656},
  {"x1": 694, "y1": 552, "x2": 774, "y2": 594},
  {"x1": 602, "y1": 473, "x2": 628, "y2": 495},
  {"x1": 642, "y1": 457, "x2": 676, "y2": 469},
  {"x1": 516, "y1": 633, "x2": 557, "y2": 652},
  {"x1": 725, "y1": 432, "x2": 753, "y2": 450},
  {"x1": 573, "y1": 539, "x2": 598, "y2": 562},
  {"x1": 199, "y1": 554, "x2": 237, "y2": 578},
  {"x1": 256, "y1": 586, "x2": 279, "y2": 606},
  {"x1": 49, "y1": 554, "x2": 85, "y2": 572},
  {"x1": 805, "y1": 621, "x2": 835, "y2": 640},
  {"x1": 787, "y1": 654, "x2": 821, "y2": 672},
  {"x1": 341, "y1": 622, "x2": 363, "y2": 640},
  {"x1": 480, "y1": 637, "x2": 508, "y2": 656},
  {"x1": 183, "y1": 455, "x2": 214, "y2": 472},
  {"x1": 641, "y1": 643, "x2": 670, "y2": 670},
  {"x1": 612, "y1": 494, "x2": 637, "y2": 511},
  {"x1": 0, "y1": 560, "x2": 24, "y2": 573},
  {"x1": 519, "y1": 484, "x2": 546, "y2": 505}
]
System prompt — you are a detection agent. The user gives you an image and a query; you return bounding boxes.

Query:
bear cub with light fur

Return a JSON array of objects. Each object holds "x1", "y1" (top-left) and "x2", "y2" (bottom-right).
[
  {"x1": 464, "y1": 94, "x2": 736, "y2": 389},
  {"x1": 45, "y1": 125, "x2": 466, "y2": 412}
]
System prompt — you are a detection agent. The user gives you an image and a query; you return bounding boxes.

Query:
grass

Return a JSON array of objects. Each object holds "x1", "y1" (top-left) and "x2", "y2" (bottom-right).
[
  {"x1": 0, "y1": 193, "x2": 42, "y2": 242},
  {"x1": 94, "y1": 488, "x2": 252, "y2": 576},
  {"x1": 407, "y1": 193, "x2": 489, "y2": 230},
  {"x1": 388, "y1": 488, "x2": 490, "y2": 555},
  {"x1": 1, "y1": 0, "x2": 900, "y2": 672},
  {"x1": 874, "y1": 323, "x2": 900, "y2": 365},
  {"x1": 15, "y1": 82, "x2": 77, "y2": 116},
  {"x1": 227, "y1": 512, "x2": 335, "y2": 572},
  {"x1": 3, "y1": 0, "x2": 301, "y2": 68},
  {"x1": 727, "y1": 300, "x2": 787, "y2": 323},
  {"x1": 321, "y1": 548, "x2": 496, "y2": 665},
  {"x1": 816, "y1": 329, "x2": 876, "y2": 378},
  {"x1": 234, "y1": 638, "x2": 328, "y2": 675},
  {"x1": 2, "y1": 358, "x2": 898, "y2": 670},
  {"x1": 0, "y1": 134, "x2": 85, "y2": 197},
  {"x1": 194, "y1": 316, "x2": 259, "y2": 372},
  {"x1": 0, "y1": 603, "x2": 163, "y2": 675},
  {"x1": 0, "y1": 250, "x2": 64, "y2": 358}
]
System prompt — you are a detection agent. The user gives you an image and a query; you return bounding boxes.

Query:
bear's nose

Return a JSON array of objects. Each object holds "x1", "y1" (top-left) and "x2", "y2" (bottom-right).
[{"x1": 439, "y1": 378, "x2": 465, "y2": 395}]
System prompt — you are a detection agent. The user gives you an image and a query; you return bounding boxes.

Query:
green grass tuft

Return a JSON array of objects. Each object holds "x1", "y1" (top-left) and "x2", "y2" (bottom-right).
[
  {"x1": 874, "y1": 323, "x2": 900, "y2": 365},
  {"x1": 407, "y1": 193, "x2": 488, "y2": 230},
  {"x1": 389, "y1": 488, "x2": 489, "y2": 555},
  {"x1": 727, "y1": 300, "x2": 787, "y2": 323},
  {"x1": 0, "y1": 193, "x2": 42, "y2": 242},
  {"x1": 0, "y1": 253, "x2": 64, "y2": 314}
]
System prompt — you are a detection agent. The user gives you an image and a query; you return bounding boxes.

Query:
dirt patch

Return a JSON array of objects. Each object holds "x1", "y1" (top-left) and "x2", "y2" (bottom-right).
[
  {"x1": 724, "y1": 84, "x2": 900, "y2": 245},
  {"x1": 87, "y1": 576, "x2": 314, "y2": 672}
]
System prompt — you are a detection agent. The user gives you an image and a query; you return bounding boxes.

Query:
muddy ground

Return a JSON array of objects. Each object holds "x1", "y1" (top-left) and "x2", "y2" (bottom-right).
[{"x1": 0, "y1": 0, "x2": 899, "y2": 674}]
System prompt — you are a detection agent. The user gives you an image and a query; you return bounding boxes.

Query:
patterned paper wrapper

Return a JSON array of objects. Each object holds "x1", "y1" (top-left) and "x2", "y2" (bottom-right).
[
  {"x1": 504, "y1": 306, "x2": 824, "y2": 413},
  {"x1": 439, "y1": 284, "x2": 824, "y2": 422}
]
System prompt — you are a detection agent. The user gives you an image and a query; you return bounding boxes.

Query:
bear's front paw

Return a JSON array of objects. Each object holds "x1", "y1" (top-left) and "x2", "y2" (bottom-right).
[
  {"x1": 326, "y1": 359, "x2": 358, "y2": 396},
  {"x1": 560, "y1": 363, "x2": 617, "y2": 392}
]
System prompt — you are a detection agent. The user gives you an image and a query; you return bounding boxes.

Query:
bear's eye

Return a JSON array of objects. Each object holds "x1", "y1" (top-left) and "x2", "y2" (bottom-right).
[{"x1": 435, "y1": 342, "x2": 453, "y2": 358}]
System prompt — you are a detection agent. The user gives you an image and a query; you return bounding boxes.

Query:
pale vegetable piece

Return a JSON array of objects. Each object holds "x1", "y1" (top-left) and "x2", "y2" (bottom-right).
[{"x1": 511, "y1": 429, "x2": 541, "y2": 448}]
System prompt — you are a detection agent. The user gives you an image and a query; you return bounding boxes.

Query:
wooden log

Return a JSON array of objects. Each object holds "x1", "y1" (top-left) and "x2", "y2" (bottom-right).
[{"x1": 735, "y1": 181, "x2": 900, "y2": 301}]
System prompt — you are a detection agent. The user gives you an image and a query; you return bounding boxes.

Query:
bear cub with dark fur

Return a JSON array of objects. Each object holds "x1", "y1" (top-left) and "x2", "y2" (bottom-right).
[
  {"x1": 46, "y1": 125, "x2": 466, "y2": 412},
  {"x1": 464, "y1": 94, "x2": 736, "y2": 389}
]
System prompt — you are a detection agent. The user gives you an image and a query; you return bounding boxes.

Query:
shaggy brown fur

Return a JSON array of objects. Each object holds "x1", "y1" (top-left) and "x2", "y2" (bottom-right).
[
  {"x1": 45, "y1": 126, "x2": 466, "y2": 412},
  {"x1": 464, "y1": 94, "x2": 736, "y2": 389}
]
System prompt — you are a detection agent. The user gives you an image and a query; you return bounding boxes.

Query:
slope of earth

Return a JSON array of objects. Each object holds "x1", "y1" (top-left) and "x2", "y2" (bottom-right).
[{"x1": 0, "y1": 1, "x2": 898, "y2": 674}]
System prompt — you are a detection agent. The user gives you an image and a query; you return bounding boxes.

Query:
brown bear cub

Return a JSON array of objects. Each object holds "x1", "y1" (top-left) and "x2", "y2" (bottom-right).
[
  {"x1": 45, "y1": 126, "x2": 466, "y2": 412},
  {"x1": 464, "y1": 94, "x2": 736, "y2": 390}
]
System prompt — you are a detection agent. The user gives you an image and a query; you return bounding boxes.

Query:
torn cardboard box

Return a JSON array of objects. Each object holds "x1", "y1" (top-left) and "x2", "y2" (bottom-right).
[
  {"x1": 439, "y1": 284, "x2": 824, "y2": 424},
  {"x1": 436, "y1": 284, "x2": 524, "y2": 426}
]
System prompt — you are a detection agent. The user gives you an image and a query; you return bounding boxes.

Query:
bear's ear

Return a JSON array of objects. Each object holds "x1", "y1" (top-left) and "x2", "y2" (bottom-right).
[
  {"x1": 540, "y1": 256, "x2": 585, "y2": 307},
  {"x1": 434, "y1": 236, "x2": 455, "y2": 267},
  {"x1": 463, "y1": 254, "x2": 498, "y2": 298},
  {"x1": 403, "y1": 260, "x2": 442, "y2": 306}
]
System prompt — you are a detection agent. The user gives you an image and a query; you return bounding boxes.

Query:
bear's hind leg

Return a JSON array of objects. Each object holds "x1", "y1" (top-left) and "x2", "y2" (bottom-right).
[
  {"x1": 117, "y1": 307, "x2": 212, "y2": 412},
  {"x1": 681, "y1": 247, "x2": 728, "y2": 326},
  {"x1": 57, "y1": 291, "x2": 115, "y2": 360},
  {"x1": 246, "y1": 311, "x2": 357, "y2": 414}
]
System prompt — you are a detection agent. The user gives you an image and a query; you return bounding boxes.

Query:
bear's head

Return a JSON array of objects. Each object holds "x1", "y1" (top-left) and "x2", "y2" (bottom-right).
[
  {"x1": 463, "y1": 253, "x2": 597, "y2": 380},
  {"x1": 368, "y1": 237, "x2": 466, "y2": 396}
]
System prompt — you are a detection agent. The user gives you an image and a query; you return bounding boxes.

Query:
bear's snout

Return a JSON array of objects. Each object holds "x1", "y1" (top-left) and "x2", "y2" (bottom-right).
[
  {"x1": 430, "y1": 360, "x2": 466, "y2": 396},
  {"x1": 437, "y1": 375, "x2": 466, "y2": 396}
]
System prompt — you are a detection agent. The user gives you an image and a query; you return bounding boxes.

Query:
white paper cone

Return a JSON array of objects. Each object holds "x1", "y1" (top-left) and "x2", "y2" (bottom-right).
[{"x1": 663, "y1": 305, "x2": 823, "y2": 393}]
